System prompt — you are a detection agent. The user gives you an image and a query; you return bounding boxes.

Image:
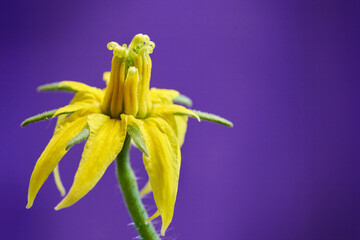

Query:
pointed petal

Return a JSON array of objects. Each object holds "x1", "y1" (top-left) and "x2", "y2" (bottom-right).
[
  {"x1": 150, "y1": 88, "x2": 179, "y2": 105},
  {"x1": 149, "y1": 88, "x2": 192, "y2": 107},
  {"x1": 38, "y1": 81, "x2": 104, "y2": 102},
  {"x1": 145, "y1": 210, "x2": 160, "y2": 224},
  {"x1": 38, "y1": 81, "x2": 97, "y2": 93},
  {"x1": 139, "y1": 181, "x2": 152, "y2": 197},
  {"x1": 142, "y1": 117, "x2": 181, "y2": 235},
  {"x1": 26, "y1": 116, "x2": 88, "y2": 208},
  {"x1": 53, "y1": 165, "x2": 66, "y2": 197},
  {"x1": 54, "y1": 102, "x2": 100, "y2": 117},
  {"x1": 58, "y1": 81, "x2": 98, "y2": 93},
  {"x1": 153, "y1": 104, "x2": 200, "y2": 121},
  {"x1": 122, "y1": 115, "x2": 181, "y2": 234},
  {"x1": 103, "y1": 71, "x2": 111, "y2": 85},
  {"x1": 151, "y1": 104, "x2": 194, "y2": 146},
  {"x1": 21, "y1": 101, "x2": 101, "y2": 128},
  {"x1": 174, "y1": 115, "x2": 188, "y2": 146},
  {"x1": 54, "y1": 114, "x2": 67, "y2": 132},
  {"x1": 154, "y1": 113, "x2": 188, "y2": 147},
  {"x1": 55, "y1": 114, "x2": 127, "y2": 210},
  {"x1": 70, "y1": 91, "x2": 104, "y2": 105}
]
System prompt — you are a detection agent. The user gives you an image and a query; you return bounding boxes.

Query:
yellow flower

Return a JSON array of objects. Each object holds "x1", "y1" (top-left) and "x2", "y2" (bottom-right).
[{"x1": 23, "y1": 34, "x2": 232, "y2": 236}]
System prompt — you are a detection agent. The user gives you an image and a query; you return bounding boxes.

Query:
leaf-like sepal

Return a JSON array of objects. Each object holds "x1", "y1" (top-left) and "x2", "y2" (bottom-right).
[
  {"x1": 173, "y1": 94, "x2": 192, "y2": 107},
  {"x1": 65, "y1": 125, "x2": 90, "y2": 150},
  {"x1": 38, "y1": 82, "x2": 77, "y2": 93},
  {"x1": 21, "y1": 109, "x2": 58, "y2": 127},
  {"x1": 127, "y1": 124, "x2": 149, "y2": 157}
]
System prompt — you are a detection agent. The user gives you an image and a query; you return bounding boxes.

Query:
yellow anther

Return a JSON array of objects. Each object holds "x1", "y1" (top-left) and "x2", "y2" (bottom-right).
[
  {"x1": 103, "y1": 35, "x2": 155, "y2": 119},
  {"x1": 124, "y1": 67, "x2": 139, "y2": 116}
]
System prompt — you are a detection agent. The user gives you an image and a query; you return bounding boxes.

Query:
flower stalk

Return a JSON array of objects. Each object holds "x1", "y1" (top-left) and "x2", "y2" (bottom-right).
[{"x1": 116, "y1": 134, "x2": 160, "y2": 240}]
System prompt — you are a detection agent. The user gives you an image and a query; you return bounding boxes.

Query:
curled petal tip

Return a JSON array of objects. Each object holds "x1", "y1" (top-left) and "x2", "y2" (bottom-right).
[
  {"x1": 145, "y1": 210, "x2": 160, "y2": 224},
  {"x1": 54, "y1": 201, "x2": 67, "y2": 211},
  {"x1": 54, "y1": 205, "x2": 61, "y2": 211},
  {"x1": 26, "y1": 195, "x2": 34, "y2": 209},
  {"x1": 192, "y1": 112, "x2": 201, "y2": 122},
  {"x1": 54, "y1": 199, "x2": 71, "y2": 211}
]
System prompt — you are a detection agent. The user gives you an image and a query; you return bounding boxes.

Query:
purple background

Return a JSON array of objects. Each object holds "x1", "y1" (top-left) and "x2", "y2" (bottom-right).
[{"x1": 1, "y1": 0, "x2": 359, "y2": 239}]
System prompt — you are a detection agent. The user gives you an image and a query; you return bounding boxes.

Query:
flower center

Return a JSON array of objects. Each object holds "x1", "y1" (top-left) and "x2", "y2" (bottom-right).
[{"x1": 102, "y1": 34, "x2": 155, "y2": 119}]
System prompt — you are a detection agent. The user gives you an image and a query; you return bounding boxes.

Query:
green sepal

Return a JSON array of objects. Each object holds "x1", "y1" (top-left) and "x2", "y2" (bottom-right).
[
  {"x1": 179, "y1": 109, "x2": 233, "y2": 127},
  {"x1": 65, "y1": 125, "x2": 90, "y2": 150},
  {"x1": 127, "y1": 124, "x2": 149, "y2": 157},
  {"x1": 173, "y1": 94, "x2": 193, "y2": 107},
  {"x1": 38, "y1": 82, "x2": 77, "y2": 93},
  {"x1": 21, "y1": 109, "x2": 58, "y2": 127}
]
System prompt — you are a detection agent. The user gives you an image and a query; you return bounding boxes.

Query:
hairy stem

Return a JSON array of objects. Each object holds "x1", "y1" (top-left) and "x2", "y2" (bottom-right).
[{"x1": 116, "y1": 134, "x2": 160, "y2": 240}]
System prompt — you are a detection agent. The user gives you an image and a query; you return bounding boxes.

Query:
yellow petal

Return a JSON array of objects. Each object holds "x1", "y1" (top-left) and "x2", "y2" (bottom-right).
[
  {"x1": 52, "y1": 90, "x2": 102, "y2": 135},
  {"x1": 26, "y1": 115, "x2": 88, "y2": 208},
  {"x1": 54, "y1": 102, "x2": 101, "y2": 117},
  {"x1": 152, "y1": 112, "x2": 188, "y2": 147},
  {"x1": 54, "y1": 113, "x2": 67, "y2": 133},
  {"x1": 103, "y1": 71, "x2": 111, "y2": 85},
  {"x1": 70, "y1": 91, "x2": 104, "y2": 105},
  {"x1": 59, "y1": 81, "x2": 103, "y2": 100},
  {"x1": 53, "y1": 165, "x2": 66, "y2": 197},
  {"x1": 126, "y1": 116, "x2": 181, "y2": 235},
  {"x1": 52, "y1": 116, "x2": 67, "y2": 196},
  {"x1": 139, "y1": 181, "x2": 152, "y2": 197},
  {"x1": 55, "y1": 114, "x2": 127, "y2": 210},
  {"x1": 145, "y1": 210, "x2": 160, "y2": 224},
  {"x1": 150, "y1": 88, "x2": 179, "y2": 105},
  {"x1": 174, "y1": 115, "x2": 188, "y2": 146},
  {"x1": 152, "y1": 104, "x2": 200, "y2": 121},
  {"x1": 124, "y1": 67, "x2": 139, "y2": 116}
]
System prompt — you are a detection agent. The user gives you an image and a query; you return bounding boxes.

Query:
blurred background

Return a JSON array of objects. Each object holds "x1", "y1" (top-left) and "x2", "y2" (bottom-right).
[{"x1": 1, "y1": 0, "x2": 359, "y2": 239}]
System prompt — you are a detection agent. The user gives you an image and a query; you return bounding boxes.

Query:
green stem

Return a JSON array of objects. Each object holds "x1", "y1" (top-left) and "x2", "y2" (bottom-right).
[{"x1": 116, "y1": 134, "x2": 160, "y2": 240}]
